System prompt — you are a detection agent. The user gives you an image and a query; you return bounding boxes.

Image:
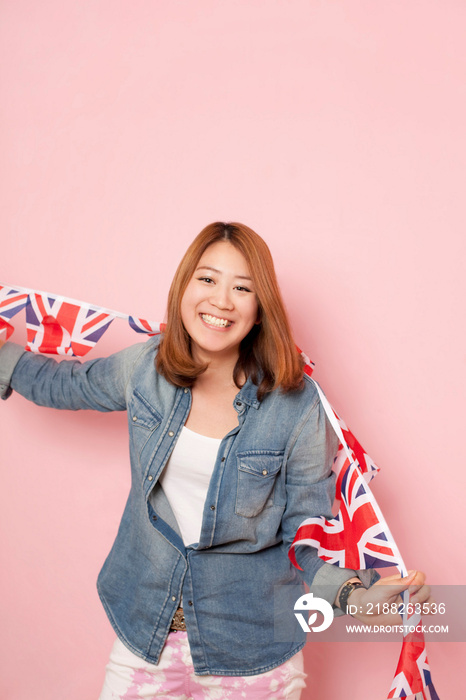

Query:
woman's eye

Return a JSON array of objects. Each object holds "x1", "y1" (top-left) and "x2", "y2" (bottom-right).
[
  {"x1": 235, "y1": 286, "x2": 252, "y2": 293},
  {"x1": 198, "y1": 277, "x2": 214, "y2": 284}
]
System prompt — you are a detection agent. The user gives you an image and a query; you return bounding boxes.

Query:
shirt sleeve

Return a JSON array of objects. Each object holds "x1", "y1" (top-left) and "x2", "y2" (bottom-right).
[
  {"x1": 282, "y1": 387, "x2": 379, "y2": 613},
  {"x1": 2, "y1": 341, "x2": 150, "y2": 412}
]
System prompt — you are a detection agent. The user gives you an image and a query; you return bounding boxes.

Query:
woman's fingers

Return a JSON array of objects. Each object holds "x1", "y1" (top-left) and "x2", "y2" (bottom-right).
[{"x1": 409, "y1": 584, "x2": 433, "y2": 608}]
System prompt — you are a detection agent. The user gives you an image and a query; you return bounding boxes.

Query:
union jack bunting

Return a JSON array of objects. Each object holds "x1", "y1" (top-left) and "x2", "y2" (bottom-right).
[
  {"x1": 331, "y1": 408, "x2": 380, "y2": 482},
  {"x1": 289, "y1": 373, "x2": 439, "y2": 700},
  {"x1": 0, "y1": 285, "x2": 29, "y2": 340},
  {"x1": 388, "y1": 581, "x2": 439, "y2": 700},
  {"x1": 389, "y1": 632, "x2": 440, "y2": 700},
  {"x1": 1, "y1": 281, "x2": 439, "y2": 698},
  {"x1": 387, "y1": 589, "x2": 439, "y2": 700},
  {"x1": 288, "y1": 373, "x2": 395, "y2": 571},
  {"x1": 297, "y1": 346, "x2": 316, "y2": 378},
  {"x1": 128, "y1": 317, "x2": 166, "y2": 336},
  {"x1": 289, "y1": 456, "x2": 399, "y2": 570},
  {"x1": 26, "y1": 293, "x2": 115, "y2": 356}
]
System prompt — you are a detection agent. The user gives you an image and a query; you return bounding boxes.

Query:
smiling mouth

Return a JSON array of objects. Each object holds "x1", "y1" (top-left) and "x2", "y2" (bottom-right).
[{"x1": 200, "y1": 313, "x2": 232, "y2": 328}]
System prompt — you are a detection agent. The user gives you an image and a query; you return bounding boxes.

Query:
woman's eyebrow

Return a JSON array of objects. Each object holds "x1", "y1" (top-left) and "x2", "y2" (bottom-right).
[{"x1": 195, "y1": 265, "x2": 252, "y2": 281}]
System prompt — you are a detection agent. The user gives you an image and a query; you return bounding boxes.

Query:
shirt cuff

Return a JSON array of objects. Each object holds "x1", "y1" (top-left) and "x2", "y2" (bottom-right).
[
  {"x1": 0, "y1": 342, "x2": 26, "y2": 400},
  {"x1": 310, "y1": 561, "x2": 380, "y2": 617}
]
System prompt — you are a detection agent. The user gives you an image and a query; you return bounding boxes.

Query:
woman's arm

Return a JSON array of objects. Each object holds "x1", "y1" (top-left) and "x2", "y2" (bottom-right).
[
  {"x1": 282, "y1": 390, "x2": 432, "y2": 620},
  {"x1": 0, "y1": 339, "x2": 150, "y2": 411},
  {"x1": 281, "y1": 387, "x2": 379, "y2": 610}
]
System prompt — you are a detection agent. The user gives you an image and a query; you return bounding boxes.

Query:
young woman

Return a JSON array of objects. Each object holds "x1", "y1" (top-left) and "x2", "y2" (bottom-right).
[{"x1": 0, "y1": 222, "x2": 430, "y2": 699}]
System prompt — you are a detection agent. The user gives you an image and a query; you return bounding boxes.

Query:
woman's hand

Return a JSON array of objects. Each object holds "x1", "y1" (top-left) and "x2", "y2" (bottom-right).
[{"x1": 344, "y1": 570, "x2": 433, "y2": 626}]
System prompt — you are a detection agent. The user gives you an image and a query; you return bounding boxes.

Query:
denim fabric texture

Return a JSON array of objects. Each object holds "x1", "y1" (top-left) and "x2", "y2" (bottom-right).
[{"x1": 2, "y1": 338, "x2": 377, "y2": 675}]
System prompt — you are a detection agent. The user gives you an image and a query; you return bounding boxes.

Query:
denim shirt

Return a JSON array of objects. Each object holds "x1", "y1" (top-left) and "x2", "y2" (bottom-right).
[{"x1": 1, "y1": 338, "x2": 376, "y2": 676}]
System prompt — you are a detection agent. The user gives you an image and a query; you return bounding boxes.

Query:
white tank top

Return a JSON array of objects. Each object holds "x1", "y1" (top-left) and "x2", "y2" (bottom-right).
[{"x1": 158, "y1": 426, "x2": 221, "y2": 545}]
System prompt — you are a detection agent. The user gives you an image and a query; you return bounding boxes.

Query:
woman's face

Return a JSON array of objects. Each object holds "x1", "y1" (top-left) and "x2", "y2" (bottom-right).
[{"x1": 180, "y1": 241, "x2": 259, "y2": 365}]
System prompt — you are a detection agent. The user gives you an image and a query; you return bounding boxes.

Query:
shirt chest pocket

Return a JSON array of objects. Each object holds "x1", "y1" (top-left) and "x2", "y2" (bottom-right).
[
  {"x1": 235, "y1": 450, "x2": 284, "y2": 518},
  {"x1": 129, "y1": 391, "x2": 163, "y2": 455}
]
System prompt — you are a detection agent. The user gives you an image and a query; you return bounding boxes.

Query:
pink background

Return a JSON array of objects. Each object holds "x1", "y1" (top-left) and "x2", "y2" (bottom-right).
[{"x1": 1, "y1": 1, "x2": 464, "y2": 698}]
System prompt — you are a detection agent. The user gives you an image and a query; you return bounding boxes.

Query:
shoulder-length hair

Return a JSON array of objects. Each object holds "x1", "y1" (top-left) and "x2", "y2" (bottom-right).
[{"x1": 156, "y1": 222, "x2": 304, "y2": 400}]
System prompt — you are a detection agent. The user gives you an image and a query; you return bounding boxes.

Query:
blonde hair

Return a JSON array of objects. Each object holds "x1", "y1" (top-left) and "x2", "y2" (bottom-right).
[{"x1": 156, "y1": 222, "x2": 303, "y2": 400}]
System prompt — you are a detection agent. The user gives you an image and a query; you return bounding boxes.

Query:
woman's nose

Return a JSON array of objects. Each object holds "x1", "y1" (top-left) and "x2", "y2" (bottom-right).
[{"x1": 210, "y1": 285, "x2": 234, "y2": 310}]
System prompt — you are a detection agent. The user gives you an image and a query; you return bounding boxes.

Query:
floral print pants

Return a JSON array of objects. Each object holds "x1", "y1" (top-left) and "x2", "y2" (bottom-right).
[{"x1": 99, "y1": 633, "x2": 307, "y2": 700}]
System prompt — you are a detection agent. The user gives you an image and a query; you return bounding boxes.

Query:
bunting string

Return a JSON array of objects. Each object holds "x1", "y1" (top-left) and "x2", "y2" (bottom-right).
[{"x1": 0, "y1": 282, "x2": 438, "y2": 700}]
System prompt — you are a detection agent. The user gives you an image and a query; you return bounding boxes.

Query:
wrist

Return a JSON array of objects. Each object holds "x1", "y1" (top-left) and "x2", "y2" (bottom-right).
[
  {"x1": 346, "y1": 584, "x2": 366, "y2": 610},
  {"x1": 336, "y1": 578, "x2": 365, "y2": 614}
]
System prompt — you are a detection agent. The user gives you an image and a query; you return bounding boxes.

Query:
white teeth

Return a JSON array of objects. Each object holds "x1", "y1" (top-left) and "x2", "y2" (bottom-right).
[{"x1": 201, "y1": 314, "x2": 231, "y2": 328}]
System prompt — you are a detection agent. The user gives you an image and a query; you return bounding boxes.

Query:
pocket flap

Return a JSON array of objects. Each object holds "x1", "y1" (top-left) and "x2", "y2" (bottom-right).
[
  {"x1": 237, "y1": 451, "x2": 284, "y2": 477},
  {"x1": 129, "y1": 390, "x2": 162, "y2": 430}
]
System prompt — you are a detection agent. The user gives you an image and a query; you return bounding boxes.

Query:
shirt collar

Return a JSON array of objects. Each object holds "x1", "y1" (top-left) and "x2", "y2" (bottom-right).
[{"x1": 236, "y1": 375, "x2": 261, "y2": 409}]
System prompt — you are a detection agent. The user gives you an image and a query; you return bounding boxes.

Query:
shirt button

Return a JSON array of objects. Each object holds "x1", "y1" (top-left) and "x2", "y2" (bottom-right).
[
  {"x1": 171, "y1": 596, "x2": 176, "y2": 602},
  {"x1": 236, "y1": 401, "x2": 242, "y2": 407},
  {"x1": 132, "y1": 416, "x2": 138, "y2": 422},
  {"x1": 221, "y1": 457, "x2": 225, "y2": 462},
  {"x1": 188, "y1": 600, "x2": 193, "y2": 606},
  {"x1": 184, "y1": 388, "x2": 189, "y2": 393},
  {"x1": 168, "y1": 431, "x2": 174, "y2": 437},
  {"x1": 148, "y1": 475, "x2": 153, "y2": 481},
  {"x1": 262, "y1": 469, "x2": 268, "y2": 475},
  {"x1": 210, "y1": 505, "x2": 216, "y2": 511}
]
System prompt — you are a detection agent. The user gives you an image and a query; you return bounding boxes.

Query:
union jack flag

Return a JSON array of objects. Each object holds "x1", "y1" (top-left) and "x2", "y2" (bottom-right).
[
  {"x1": 0, "y1": 285, "x2": 29, "y2": 339},
  {"x1": 0, "y1": 282, "x2": 168, "y2": 349},
  {"x1": 387, "y1": 595, "x2": 440, "y2": 700},
  {"x1": 128, "y1": 317, "x2": 166, "y2": 336},
  {"x1": 332, "y1": 410, "x2": 380, "y2": 482},
  {"x1": 289, "y1": 370, "x2": 439, "y2": 700},
  {"x1": 289, "y1": 455, "x2": 399, "y2": 571},
  {"x1": 26, "y1": 293, "x2": 115, "y2": 356},
  {"x1": 297, "y1": 346, "x2": 316, "y2": 378},
  {"x1": 389, "y1": 634, "x2": 440, "y2": 700}
]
